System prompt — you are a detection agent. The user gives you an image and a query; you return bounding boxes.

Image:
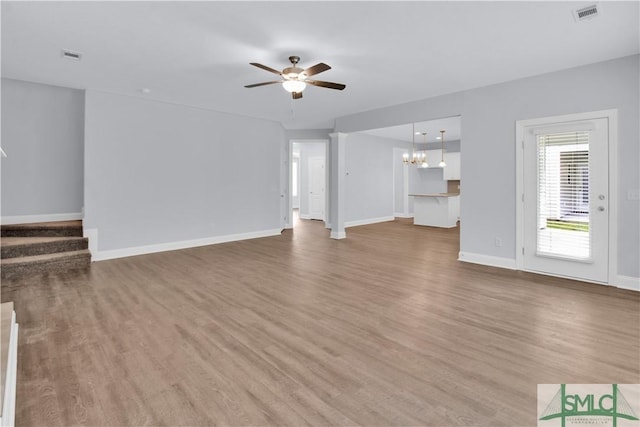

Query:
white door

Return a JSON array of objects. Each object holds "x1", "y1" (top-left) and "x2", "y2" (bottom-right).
[
  {"x1": 308, "y1": 156, "x2": 325, "y2": 220},
  {"x1": 522, "y1": 117, "x2": 609, "y2": 283},
  {"x1": 292, "y1": 156, "x2": 300, "y2": 209}
]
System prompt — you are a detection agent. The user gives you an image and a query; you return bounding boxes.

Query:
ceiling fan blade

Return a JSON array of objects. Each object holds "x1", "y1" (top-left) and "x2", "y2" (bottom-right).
[
  {"x1": 306, "y1": 80, "x2": 346, "y2": 90},
  {"x1": 250, "y1": 63, "x2": 283, "y2": 76},
  {"x1": 303, "y1": 63, "x2": 331, "y2": 77},
  {"x1": 244, "y1": 81, "x2": 282, "y2": 88},
  {"x1": 292, "y1": 91, "x2": 303, "y2": 100}
]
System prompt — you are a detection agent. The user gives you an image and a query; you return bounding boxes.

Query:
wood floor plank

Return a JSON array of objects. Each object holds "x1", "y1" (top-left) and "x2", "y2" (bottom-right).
[{"x1": 2, "y1": 217, "x2": 638, "y2": 426}]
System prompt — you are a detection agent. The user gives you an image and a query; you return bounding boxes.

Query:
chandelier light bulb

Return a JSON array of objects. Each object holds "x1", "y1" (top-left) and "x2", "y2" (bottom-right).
[{"x1": 282, "y1": 80, "x2": 306, "y2": 93}]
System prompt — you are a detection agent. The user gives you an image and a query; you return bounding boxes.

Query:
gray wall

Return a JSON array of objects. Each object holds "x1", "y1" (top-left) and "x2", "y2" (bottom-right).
[
  {"x1": 286, "y1": 129, "x2": 332, "y2": 141},
  {"x1": 393, "y1": 149, "x2": 405, "y2": 214},
  {"x1": 1, "y1": 78, "x2": 84, "y2": 218},
  {"x1": 345, "y1": 133, "x2": 407, "y2": 223},
  {"x1": 336, "y1": 55, "x2": 640, "y2": 278},
  {"x1": 422, "y1": 140, "x2": 461, "y2": 153},
  {"x1": 84, "y1": 90, "x2": 284, "y2": 252}
]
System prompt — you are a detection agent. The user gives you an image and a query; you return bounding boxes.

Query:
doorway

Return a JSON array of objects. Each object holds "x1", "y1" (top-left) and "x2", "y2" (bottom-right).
[
  {"x1": 288, "y1": 140, "x2": 329, "y2": 228},
  {"x1": 516, "y1": 110, "x2": 618, "y2": 284},
  {"x1": 308, "y1": 156, "x2": 326, "y2": 220}
]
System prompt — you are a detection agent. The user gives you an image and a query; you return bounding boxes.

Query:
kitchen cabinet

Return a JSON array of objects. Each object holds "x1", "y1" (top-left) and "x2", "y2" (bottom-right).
[
  {"x1": 442, "y1": 152, "x2": 461, "y2": 180},
  {"x1": 410, "y1": 193, "x2": 460, "y2": 228},
  {"x1": 417, "y1": 151, "x2": 460, "y2": 180}
]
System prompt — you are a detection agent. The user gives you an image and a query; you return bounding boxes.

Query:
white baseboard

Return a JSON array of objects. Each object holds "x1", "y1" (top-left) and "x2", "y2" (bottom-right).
[
  {"x1": 91, "y1": 228, "x2": 283, "y2": 262},
  {"x1": 299, "y1": 214, "x2": 311, "y2": 220},
  {"x1": 459, "y1": 252, "x2": 638, "y2": 291},
  {"x1": 330, "y1": 231, "x2": 346, "y2": 239},
  {"x1": 615, "y1": 275, "x2": 640, "y2": 292},
  {"x1": 458, "y1": 251, "x2": 517, "y2": 270},
  {"x1": 1, "y1": 212, "x2": 83, "y2": 225},
  {"x1": 394, "y1": 212, "x2": 414, "y2": 218},
  {"x1": 345, "y1": 216, "x2": 395, "y2": 228}
]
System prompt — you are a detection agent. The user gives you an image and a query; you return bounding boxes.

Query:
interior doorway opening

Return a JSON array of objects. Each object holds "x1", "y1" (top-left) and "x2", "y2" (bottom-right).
[{"x1": 288, "y1": 139, "x2": 329, "y2": 230}]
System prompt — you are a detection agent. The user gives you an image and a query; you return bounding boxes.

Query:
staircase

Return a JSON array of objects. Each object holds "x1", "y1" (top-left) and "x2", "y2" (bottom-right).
[{"x1": 1, "y1": 221, "x2": 91, "y2": 280}]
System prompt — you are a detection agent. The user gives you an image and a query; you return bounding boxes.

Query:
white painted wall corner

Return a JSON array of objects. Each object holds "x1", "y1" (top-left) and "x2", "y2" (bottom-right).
[
  {"x1": 83, "y1": 228, "x2": 99, "y2": 259},
  {"x1": 615, "y1": 275, "x2": 640, "y2": 292},
  {"x1": 330, "y1": 231, "x2": 346, "y2": 239}
]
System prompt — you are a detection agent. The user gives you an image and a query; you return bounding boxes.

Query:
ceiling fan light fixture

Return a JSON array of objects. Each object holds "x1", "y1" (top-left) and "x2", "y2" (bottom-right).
[
  {"x1": 246, "y1": 56, "x2": 344, "y2": 99},
  {"x1": 282, "y1": 80, "x2": 306, "y2": 93}
]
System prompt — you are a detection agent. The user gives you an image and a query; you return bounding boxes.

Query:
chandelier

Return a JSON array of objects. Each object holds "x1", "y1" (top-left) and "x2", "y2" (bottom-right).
[
  {"x1": 402, "y1": 123, "x2": 427, "y2": 167},
  {"x1": 402, "y1": 125, "x2": 447, "y2": 168}
]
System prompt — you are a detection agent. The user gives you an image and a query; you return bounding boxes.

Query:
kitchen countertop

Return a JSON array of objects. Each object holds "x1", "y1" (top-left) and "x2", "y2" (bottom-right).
[{"x1": 409, "y1": 193, "x2": 460, "y2": 197}]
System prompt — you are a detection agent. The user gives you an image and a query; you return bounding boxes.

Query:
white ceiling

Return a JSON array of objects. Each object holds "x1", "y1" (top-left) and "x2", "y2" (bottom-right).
[{"x1": 2, "y1": 1, "x2": 638, "y2": 130}]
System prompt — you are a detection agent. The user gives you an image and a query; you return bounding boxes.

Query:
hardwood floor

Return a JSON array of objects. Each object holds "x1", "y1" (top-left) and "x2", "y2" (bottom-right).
[{"x1": 2, "y1": 218, "x2": 639, "y2": 426}]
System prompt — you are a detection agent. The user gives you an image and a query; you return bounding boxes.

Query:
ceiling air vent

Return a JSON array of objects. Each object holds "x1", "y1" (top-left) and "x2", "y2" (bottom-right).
[
  {"x1": 61, "y1": 49, "x2": 83, "y2": 61},
  {"x1": 573, "y1": 4, "x2": 600, "y2": 22}
]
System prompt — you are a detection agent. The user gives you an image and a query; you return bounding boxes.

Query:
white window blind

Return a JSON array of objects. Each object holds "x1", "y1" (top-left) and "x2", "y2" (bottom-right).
[{"x1": 536, "y1": 131, "x2": 591, "y2": 260}]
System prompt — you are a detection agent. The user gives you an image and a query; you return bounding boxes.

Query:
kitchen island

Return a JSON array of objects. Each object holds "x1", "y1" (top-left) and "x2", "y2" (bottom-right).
[{"x1": 410, "y1": 193, "x2": 460, "y2": 228}]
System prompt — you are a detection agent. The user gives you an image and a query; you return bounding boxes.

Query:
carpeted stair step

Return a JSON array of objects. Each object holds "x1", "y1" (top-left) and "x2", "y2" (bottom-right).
[
  {"x1": 1, "y1": 249, "x2": 91, "y2": 280},
  {"x1": 1, "y1": 220, "x2": 83, "y2": 238},
  {"x1": 1, "y1": 236, "x2": 88, "y2": 259}
]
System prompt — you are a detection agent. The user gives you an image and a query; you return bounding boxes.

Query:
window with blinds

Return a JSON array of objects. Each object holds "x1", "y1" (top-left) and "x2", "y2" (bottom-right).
[{"x1": 536, "y1": 131, "x2": 591, "y2": 260}]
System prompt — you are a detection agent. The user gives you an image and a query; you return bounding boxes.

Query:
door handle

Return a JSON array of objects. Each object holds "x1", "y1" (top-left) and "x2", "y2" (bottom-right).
[{"x1": 598, "y1": 206, "x2": 605, "y2": 211}]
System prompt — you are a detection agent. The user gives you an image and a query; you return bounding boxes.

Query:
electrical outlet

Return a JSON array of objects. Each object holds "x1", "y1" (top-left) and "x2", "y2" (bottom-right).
[
  {"x1": 494, "y1": 237, "x2": 502, "y2": 247},
  {"x1": 628, "y1": 189, "x2": 640, "y2": 201}
]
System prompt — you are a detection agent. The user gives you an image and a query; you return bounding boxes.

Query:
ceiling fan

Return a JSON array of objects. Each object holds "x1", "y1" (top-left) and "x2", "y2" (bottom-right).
[{"x1": 244, "y1": 55, "x2": 346, "y2": 99}]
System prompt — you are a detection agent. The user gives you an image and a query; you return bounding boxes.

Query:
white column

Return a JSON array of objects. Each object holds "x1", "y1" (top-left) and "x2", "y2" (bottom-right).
[{"x1": 328, "y1": 132, "x2": 348, "y2": 239}]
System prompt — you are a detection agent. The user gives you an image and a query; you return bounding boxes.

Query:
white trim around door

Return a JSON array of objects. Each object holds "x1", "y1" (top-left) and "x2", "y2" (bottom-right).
[
  {"x1": 287, "y1": 139, "x2": 329, "y2": 230},
  {"x1": 515, "y1": 109, "x2": 619, "y2": 287}
]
